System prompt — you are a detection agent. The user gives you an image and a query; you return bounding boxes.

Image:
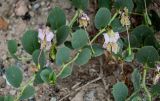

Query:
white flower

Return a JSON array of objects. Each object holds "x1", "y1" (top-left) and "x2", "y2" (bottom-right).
[
  {"x1": 103, "y1": 32, "x2": 119, "y2": 45},
  {"x1": 38, "y1": 27, "x2": 54, "y2": 42},
  {"x1": 103, "y1": 32, "x2": 120, "y2": 54},
  {"x1": 38, "y1": 26, "x2": 54, "y2": 49}
]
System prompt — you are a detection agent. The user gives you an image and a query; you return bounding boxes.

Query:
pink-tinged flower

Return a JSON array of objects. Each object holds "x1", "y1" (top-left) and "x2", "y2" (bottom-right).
[
  {"x1": 103, "y1": 31, "x2": 120, "y2": 54},
  {"x1": 38, "y1": 26, "x2": 54, "y2": 49},
  {"x1": 38, "y1": 27, "x2": 54, "y2": 42},
  {"x1": 78, "y1": 12, "x2": 90, "y2": 27}
]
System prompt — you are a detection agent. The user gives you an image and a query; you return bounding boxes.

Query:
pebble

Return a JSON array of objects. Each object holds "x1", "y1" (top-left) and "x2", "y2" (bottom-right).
[
  {"x1": 33, "y1": 3, "x2": 40, "y2": 10},
  {"x1": 15, "y1": 0, "x2": 28, "y2": 16}
]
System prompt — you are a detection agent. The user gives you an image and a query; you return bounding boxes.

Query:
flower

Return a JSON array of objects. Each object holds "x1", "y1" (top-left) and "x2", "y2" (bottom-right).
[
  {"x1": 78, "y1": 12, "x2": 90, "y2": 27},
  {"x1": 103, "y1": 31, "x2": 120, "y2": 54},
  {"x1": 38, "y1": 26, "x2": 54, "y2": 50},
  {"x1": 120, "y1": 7, "x2": 130, "y2": 26}
]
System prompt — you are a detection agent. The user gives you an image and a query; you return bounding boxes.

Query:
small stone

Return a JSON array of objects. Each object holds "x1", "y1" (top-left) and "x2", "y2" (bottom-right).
[
  {"x1": 40, "y1": 1, "x2": 45, "y2": 6},
  {"x1": 33, "y1": 3, "x2": 40, "y2": 10},
  {"x1": 10, "y1": 90, "x2": 16, "y2": 95},
  {"x1": 15, "y1": 0, "x2": 28, "y2": 16},
  {"x1": 0, "y1": 17, "x2": 8, "y2": 30}
]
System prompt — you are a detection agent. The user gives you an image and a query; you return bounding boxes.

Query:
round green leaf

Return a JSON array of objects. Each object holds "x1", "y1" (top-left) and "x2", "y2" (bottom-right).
[
  {"x1": 32, "y1": 49, "x2": 46, "y2": 68},
  {"x1": 98, "y1": 0, "x2": 111, "y2": 9},
  {"x1": 151, "y1": 84, "x2": 160, "y2": 97},
  {"x1": 0, "y1": 95, "x2": 14, "y2": 101},
  {"x1": 136, "y1": 46, "x2": 159, "y2": 67},
  {"x1": 131, "y1": 25, "x2": 154, "y2": 44},
  {"x1": 7, "y1": 40, "x2": 17, "y2": 54},
  {"x1": 75, "y1": 48, "x2": 91, "y2": 65},
  {"x1": 134, "y1": 0, "x2": 152, "y2": 13},
  {"x1": 34, "y1": 70, "x2": 44, "y2": 85},
  {"x1": 56, "y1": 46, "x2": 71, "y2": 66},
  {"x1": 111, "y1": 18, "x2": 126, "y2": 33},
  {"x1": 71, "y1": 29, "x2": 88, "y2": 49},
  {"x1": 60, "y1": 66, "x2": 72, "y2": 79},
  {"x1": 94, "y1": 7, "x2": 111, "y2": 29},
  {"x1": 5, "y1": 66, "x2": 23, "y2": 88},
  {"x1": 71, "y1": 0, "x2": 89, "y2": 10},
  {"x1": 92, "y1": 44, "x2": 104, "y2": 57},
  {"x1": 131, "y1": 69, "x2": 141, "y2": 91},
  {"x1": 114, "y1": 0, "x2": 134, "y2": 12},
  {"x1": 21, "y1": 30, "x2": 40, "y2": 54},
  {"x1": 112, "y1": 82, "x2": 128, "y2": 101},
  {"x1": 56, "y1": 25, "x2": 70, "y2": 45},
  {"x1": 40, "y1": 69, "x2": 52, "y2": 83},
  {"x1": 47, "y1": 7, "x2": 66, "y2": 30},
  {"x1": 64, "y1": 41, "x2": 74, "y2": 50},
  {"x1": 19, "y1": 85, "x2": 35, "y2": 100}
]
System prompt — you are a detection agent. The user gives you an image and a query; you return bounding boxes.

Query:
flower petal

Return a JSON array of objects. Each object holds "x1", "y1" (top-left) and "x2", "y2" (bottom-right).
[
  {"x1": 46, "y1": 32, "x2": 54, "y2": 42},
  {"x1": 38, "y1": 29, "x2": 45, "y2": 40},
  {"x1": 103, "y1": 33, "x2": 110, "y2": 44}
]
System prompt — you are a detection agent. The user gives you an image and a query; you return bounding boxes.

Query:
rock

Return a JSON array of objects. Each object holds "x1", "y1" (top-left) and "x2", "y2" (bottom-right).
[
  {"x1": 9, "y1": 90, "x2": 16, "y2": 95},
  {"x1": 0, "y1": 17, "x2": 8, "y2": 30},
  {"x1": 71, "y1": 91, "x2": 85, "y2": 101},
  {"x1": 15, "y1": 0, "x2": 28, "y2": 16},
  {"x1": 84, "y1": 89, "x2": 96, "y2": 101},
  {"x1": 33, "y1": 3, "x2": 40, "y2": 10}
]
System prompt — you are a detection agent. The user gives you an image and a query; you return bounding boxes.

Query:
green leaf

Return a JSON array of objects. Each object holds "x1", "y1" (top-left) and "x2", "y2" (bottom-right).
[
  {"x1": 32, "y1": 49, "x2": 46, "y2": 68},
  {"x1": 92, "y1": 44, "x2": 104, "y2": 57},
  {"x1": 48, "y1": 71, "x2": 57, "y2": 85},
  {"x1": 134, "y1": 0, "x2": 152, "y2": 13},
  {"x1": 49, "y1": 44, "x2": 57, "y2": 61},
  {"x1": 114, "y1": 0, "x2": 134, "y2": 12},
  {"x1": 19, "y1": 85, "x2": 35, "y2": 100},
  {"x1": 151, "y1": 84, "x2": 160, "y2": 97},
  {"x1": 5, "y1": 66, "x2": 23, "y2": 88},
  {"x1": 21, "y1": 30, "x2": 40, "y2": 54},
  {"x1": 144, "y1": 35, "x2": 158, "y2": 47},
  {"x1": 56, "y1": 47, "x2": 71, "y2": 66},
  {"x1": 136, "y1": 46, "x2": 159, "y2": 67},
  {"x1": 98, "y1": 0, "x2": 111, "y2": 9},
  {"x1": 7, "y1": 40, "x2": 17, "y2": 54},
  {"x1": 47, "y1": 7, "x2": 66, "y2": 30},
  {"x1": 64, "y1": 41, "x2": 74, "y2": 50},
  {"x1": 56, "y1": 25, "x2": 70, "y2": 45},
  {"x1": 131, "y1": 96, "x2": 142, "y2": 101},
  {"x1": 34, "y1": 70, "x2": 44, "y2": 85},
  {"x1": 75, "y1": 48, "x2": 91, "y2": 65},
  {"x1": 131, "y1": 25, "x2": 154, "y2": 44},
  {"x1": 112, "y1": 82, "x2": 128, "y2": 101},
  {"x1": 94, "y1": 7, "x2": 111, "y2": 29},
  {"x1": 71, "y1": 29, "x2": 88, "y2": 49},
  {"x1": 123, "y1": 34, "x2": 140, "y2": 49},
  {"x1": 60, "y1": 66, "x2": 72, "y2": 79},
  {"x1": 111, "y1": 18, "x2": 126, "y2": 33},
  {"x1": 71, "y1": 0, "x2": 89, "y2": 10},
  {"x1": 131, "y1": 69, "x2": 141, "y2": 91},
  {"x1": 0, "y1": 95, "x2": 14, "y2": 101},
  {"x1": 40, "y1": 69, "x2": 51, "y2": 83}
]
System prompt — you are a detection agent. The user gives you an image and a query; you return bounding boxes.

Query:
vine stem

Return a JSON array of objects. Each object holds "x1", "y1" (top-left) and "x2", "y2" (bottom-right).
[
  {"x1": 56, "y1": 52, "x2": 80, "y2": 78},
  {"x1": 126, "y1": 89, "x2": 141, "y2": 101},
  {"x1": 125, "y1": 25, "x2": 131, "y2": 55},
  {"x1": 69, "y1": 10, "x2": 79, "y2": 28},
  {"x1": 15, "y1": 75, "x2": 35, "y2": 101},
  {"x1": 142, "y1": 66, "x2": 152, "y2": 101},
  {"x1": 90, "y1": 12, "x2": 118, "y2": 44}
]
